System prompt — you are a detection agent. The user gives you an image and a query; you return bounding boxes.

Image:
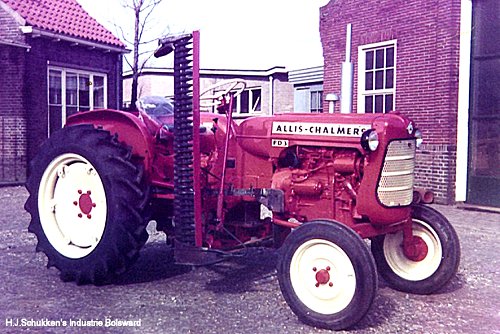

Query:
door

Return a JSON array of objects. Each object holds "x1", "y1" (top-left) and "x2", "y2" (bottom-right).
[{"x1": 467, "y1": 0, "x2": 500, "y2": 207}]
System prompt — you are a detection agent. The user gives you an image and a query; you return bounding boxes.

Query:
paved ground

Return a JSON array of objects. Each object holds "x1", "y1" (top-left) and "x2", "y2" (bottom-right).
[{"x1": 0, "y1": 186, "x2": 499, "y2": 334}]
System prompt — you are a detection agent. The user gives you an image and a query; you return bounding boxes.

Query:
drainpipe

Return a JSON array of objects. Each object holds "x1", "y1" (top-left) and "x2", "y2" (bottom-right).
[
  {"x1": 117, "y1": 53, "x2": 123, "y2": 109},
  {"x1": 340, "y1": 23, "x2": 353, "y2": 114},
  {"x1": 268, "y1": 75, "x2": 274, "y2": 115}
]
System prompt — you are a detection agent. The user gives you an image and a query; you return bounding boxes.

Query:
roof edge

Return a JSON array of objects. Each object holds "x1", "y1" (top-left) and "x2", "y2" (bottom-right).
[
  {"x1": 0, "y1": 38, "x2": 30, "y2": 49},
  {"x1": 123, "y1": 66, "x2": 288, "y2": 78},
  {"x1": 21, "y1": 26, "x2": 129, "y2": 53}
]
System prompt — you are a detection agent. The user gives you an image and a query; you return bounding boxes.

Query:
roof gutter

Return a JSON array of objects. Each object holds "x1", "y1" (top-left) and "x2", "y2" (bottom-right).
[
  {"x1": 20, "y1": 26, "x2": 129, "y2": 53},
  {"x1": 0, "y1": 39, "x2": 30, "y2": 49}
]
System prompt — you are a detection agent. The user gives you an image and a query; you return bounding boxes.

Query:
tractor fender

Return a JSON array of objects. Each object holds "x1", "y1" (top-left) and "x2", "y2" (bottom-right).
[{"x1": 66, "y1": 109, "x2": 154, "y2": 172}]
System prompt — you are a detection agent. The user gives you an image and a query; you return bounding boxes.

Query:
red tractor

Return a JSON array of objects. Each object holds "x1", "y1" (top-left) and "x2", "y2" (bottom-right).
[{"x1": 25, "y1": 32, "x2": 460, "y2": 330}]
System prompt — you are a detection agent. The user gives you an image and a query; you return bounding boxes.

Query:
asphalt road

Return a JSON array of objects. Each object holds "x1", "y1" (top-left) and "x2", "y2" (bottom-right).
[{"x1": 0, "y1": 186, "x2": 499, "y2": 334}]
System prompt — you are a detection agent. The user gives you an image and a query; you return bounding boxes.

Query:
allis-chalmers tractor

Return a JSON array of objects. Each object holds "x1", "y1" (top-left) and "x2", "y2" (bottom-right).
[{"x1": 25, "y1": 32, "x2": 460, "y2": 330}]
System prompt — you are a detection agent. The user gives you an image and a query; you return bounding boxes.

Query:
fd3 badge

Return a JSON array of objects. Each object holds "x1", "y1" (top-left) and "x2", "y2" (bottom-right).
[{"x1": 272, "y1": 139, "x2": 289, "y2": 147}]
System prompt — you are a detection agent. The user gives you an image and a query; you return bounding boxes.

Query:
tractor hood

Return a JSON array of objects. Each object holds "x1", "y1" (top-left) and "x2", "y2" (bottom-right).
[{"x1": 236, "y1": 112, "x2": 416, "y2": 158}]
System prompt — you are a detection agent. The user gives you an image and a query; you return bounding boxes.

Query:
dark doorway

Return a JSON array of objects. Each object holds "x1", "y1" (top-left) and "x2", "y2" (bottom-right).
[{"x1": 467, "y1": 0, "x2": 500, "y2": 207}]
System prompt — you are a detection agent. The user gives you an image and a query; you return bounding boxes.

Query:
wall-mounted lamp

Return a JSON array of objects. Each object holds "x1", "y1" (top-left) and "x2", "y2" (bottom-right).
[{"x1": 325, "y1": 93, "x2": 339, "y2": 113}]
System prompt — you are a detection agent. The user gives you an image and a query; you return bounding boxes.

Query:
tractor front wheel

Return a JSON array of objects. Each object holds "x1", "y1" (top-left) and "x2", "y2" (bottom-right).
[
  {"x1": 371, "y1": 204, "x2": 460, "y2": 294},
  {"x1": 25, "y1": 125, "x2": 150, "y2": 284},
  {"x1": 277, "y1": 220, "x2": 377, "y2": 330}
]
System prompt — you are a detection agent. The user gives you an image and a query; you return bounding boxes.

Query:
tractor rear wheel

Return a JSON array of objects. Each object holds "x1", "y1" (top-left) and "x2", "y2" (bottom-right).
[
  {"x1": 277, "y1": 220, "x2": 377, "y2": 330},
  {"x1": 371, "y1": 204, "x2": 460, "y2": 294},
  {"x1": 25, "y1": 125, "x2": 150, "y2": 284}
]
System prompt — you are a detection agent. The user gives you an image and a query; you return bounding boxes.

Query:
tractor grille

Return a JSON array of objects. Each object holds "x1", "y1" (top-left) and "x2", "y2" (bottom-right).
[{"x1": 377, "y1": 139, "x2": 416, "y2": 207}]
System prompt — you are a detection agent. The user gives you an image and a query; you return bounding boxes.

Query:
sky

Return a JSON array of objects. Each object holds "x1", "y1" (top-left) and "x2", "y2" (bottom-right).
[{"x1": 77, "y1": 0, "x2": 329, "y2": 71}]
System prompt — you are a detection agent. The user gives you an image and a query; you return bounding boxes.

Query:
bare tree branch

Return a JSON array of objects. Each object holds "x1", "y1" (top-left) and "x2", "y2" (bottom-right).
[{"x1": 117, "y1": 0, "x2": 166, "y2": 109}]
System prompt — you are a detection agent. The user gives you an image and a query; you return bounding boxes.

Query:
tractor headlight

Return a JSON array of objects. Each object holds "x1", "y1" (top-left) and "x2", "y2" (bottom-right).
[
  {"x1": 361, "y1": 129, "x2": 379, "y2": 152},
  {"x1": 414, "y1": 128, "x2": 423, "y2": 148}
]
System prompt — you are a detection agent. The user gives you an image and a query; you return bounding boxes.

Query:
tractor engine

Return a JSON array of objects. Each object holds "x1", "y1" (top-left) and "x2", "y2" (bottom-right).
[{"x1": 271, "y1": 146, "x2": 362, "y2": 226}]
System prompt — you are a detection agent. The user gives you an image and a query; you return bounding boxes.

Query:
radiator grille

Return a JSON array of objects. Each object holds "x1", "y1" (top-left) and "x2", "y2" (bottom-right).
[{"x1": 377, "y1": 139, "x2": 416, "y2": 207}]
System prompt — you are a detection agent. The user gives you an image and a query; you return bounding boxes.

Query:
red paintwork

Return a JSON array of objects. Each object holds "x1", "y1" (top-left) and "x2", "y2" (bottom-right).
[
  {"x1": 78, "y1": 192, "x2": 94, "y2": 215},
  {"x1": 192, "y1": 31, "x2": 203, "y2": 247},
  {"x1": 403, "y1": 236, "x2": 429, "y2": 262},
  {"x1": 315, "y1": 268, "x2": 330, "y2": 286},
  {"x1": 66, "y1": 109, "x2": 155, "y2": 173}
]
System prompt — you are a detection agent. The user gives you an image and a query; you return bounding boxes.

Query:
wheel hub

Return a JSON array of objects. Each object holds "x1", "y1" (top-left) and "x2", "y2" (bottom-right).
[
  {"x1": 75, "y1": 190, "x2": 96, "y2": 218},
  {"x1": 403, "y1": 236, "x2": 428, "y2": 262},
  {"x1": 314, "y1": 266, "x2": 333, "y2": 287}
]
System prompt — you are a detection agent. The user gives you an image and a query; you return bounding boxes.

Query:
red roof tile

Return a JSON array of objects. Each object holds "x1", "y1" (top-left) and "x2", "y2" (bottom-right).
[{"x1": 2, "y1": 0, "x2": 125, "y2": 48}]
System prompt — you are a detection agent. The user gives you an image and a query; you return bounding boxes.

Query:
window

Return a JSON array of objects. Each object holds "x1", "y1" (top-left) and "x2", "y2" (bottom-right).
[
  {"x1": 232, "y1": 88, "x2": 262, "y2": 115},
  {"x1": 358, "y1": 41, "x2": 396, "y2": 113},
  {"x1": 310, "y1": 90, "x2": 323, "y2": 113},
  {"x1": 293, "y1": 85, "x2": 323, "y2": 113},
  {"x1": 48, "y1": 67, "x2": 107, "y2": 132}
]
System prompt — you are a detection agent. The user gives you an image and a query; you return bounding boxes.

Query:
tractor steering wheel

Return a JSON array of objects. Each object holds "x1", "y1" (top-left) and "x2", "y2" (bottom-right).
[{"x1": 199, "y1": 79, "x2": 247, "y2": 108}]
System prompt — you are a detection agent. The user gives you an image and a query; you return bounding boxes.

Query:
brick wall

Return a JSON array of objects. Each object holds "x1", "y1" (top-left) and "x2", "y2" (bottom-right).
[
  {"x1": 0, "y1": 7, "x2": 27, "y2": 183},
  {"x1": 0, "y1": 44, "x2": 27, "y2": 183},
  {"x1": 0, "y1": 2, "x2": 25, "y2": 45},
  {"x1": 320, "y1": 0, "x2": 461, "y2": 203}
]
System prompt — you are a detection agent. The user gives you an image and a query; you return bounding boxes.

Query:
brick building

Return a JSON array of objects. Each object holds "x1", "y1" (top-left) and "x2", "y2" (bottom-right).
[
  {"x1": 0, "y1": 0, "x2": 126, "y2": 184},
  {"x1": 123, "y1": 67, "x2": 294, "y2": 118},
  {"x1": 319, "y1": 0, "x2": 499, "y2": 207}
]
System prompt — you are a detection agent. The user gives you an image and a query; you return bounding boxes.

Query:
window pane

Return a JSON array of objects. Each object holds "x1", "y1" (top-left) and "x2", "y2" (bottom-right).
[
  {"x1": 93, "y1": 75, "x2": 105, "y2": 108},
  {"x1": 251, "y1": 89, "x2": 261, "y2": 112},
  {"x1": 310, "y1": 91, "x2": 323, "y2": 113},
  {"x1": 67, "y1": 106, "x2": 78, "y2": 117},
  {"x1": 79, "y1": 75, "x2": 90, "y2": 110},
  {"x1": 365, "y1": 71, "x2": 374, "y2": 90},
  {"x1": 66, "y1": 73, "x2": 77, "y2": 106},
  {"x1": 49, "y1": 105, "x2": 62, "y2": 133},
  {"x1": 375, "y1": 70, "x2": 384, "y2": 89},
  {"x1": 385, "y1": 94, "x2": 394, "y2": 112},
  {"x1": 311, "y1": 91, "x2": 318, "y2": 112},
  {"x1": 375, "y1": 95, "x2": 384, "y2": 113},
  {"x1": 240, "y1": 90, "x2": 249, "y2": 113},
  {"x1": 375, "y1": 49, "x2": 384, "y2": 69},
  {"x1": 366, "y1": 51, "x2": 374, "y2": 70},
  {"x1": 365, "y1": 96, "x2": 373, "y2": 113},
  {"x1": 49, "y1": 70, "x2": 62, "y2": 105},
  {"x1": 386, "y1": 47, "x2": 394, "y2": 67},
  {"x1": 386, "y1": 69, "x2": 394, "y2": 89}
]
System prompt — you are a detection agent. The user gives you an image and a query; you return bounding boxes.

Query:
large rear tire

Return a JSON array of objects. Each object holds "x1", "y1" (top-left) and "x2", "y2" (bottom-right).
[
  {"x1": 371, "y1": 204, "x2": 460, "y2": 294},
  {"x1": 25, "y1": 125, "x2": 150, "y2": 284},
  {"x1": 277, "y1": 220, "x2": 377, "y2": 330}
]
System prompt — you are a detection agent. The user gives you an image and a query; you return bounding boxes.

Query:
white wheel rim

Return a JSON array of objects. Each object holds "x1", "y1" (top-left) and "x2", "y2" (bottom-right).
[
  {"x1": 383, "y1": 220, "x2": 442, "y2": 281},
  {"x1": 290, "y1": 239, "x2": 356, "y2": 315},
  {"x1": 38, "y1": 153, "x2": 107, "y2": 259}
]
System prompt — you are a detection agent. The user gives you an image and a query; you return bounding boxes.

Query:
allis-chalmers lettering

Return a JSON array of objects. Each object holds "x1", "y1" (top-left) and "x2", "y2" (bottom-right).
[{"x1": 272, "y1": 121, "x2": 368, "y2": 137}]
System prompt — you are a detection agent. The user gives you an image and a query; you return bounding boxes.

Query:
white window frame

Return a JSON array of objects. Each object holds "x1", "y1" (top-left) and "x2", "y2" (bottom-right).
[
  {"x1": 47, "y1": 66, "x2": 108, "y2": 131},
  {"x1": 293, "y1": 84, "x2": 323, "y2": 113},
  {"x1": 309, "y1": 85, "x2": 323, "y2": 113},
  {"x1": 232, "y1": 87, "x2": 262, "y2": 116},
  {"x1": 357, "y1": 40, "x2": 397, "y2": 114}
]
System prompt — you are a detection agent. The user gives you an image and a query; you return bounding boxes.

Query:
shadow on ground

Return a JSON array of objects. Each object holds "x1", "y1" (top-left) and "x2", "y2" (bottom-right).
[{"x1": 110, "y1": 242, "x2": 191, "y2": 285}]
